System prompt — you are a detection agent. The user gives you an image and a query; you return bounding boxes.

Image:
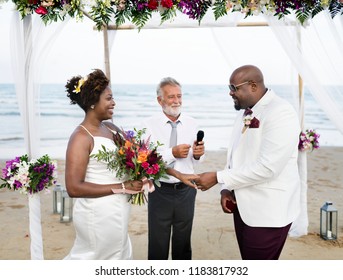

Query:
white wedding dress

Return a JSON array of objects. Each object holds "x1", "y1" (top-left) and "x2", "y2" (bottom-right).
[{"x1": 64, "y1": 128, "x2": 132, "y2": 260}]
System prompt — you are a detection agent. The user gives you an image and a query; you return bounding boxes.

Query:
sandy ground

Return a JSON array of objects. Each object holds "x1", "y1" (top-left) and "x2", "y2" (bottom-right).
[{"x1": 0, "y1": 147, "x2": 343, "y2": 260}]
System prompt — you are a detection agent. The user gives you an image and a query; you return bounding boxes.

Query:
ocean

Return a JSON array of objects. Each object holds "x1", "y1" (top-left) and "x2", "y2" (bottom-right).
[{"x1": 0, "y1": 83, "x2": 341, "y2": 159}]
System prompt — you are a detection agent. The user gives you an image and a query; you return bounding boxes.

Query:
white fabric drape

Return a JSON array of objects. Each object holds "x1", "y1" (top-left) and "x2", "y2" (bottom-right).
[
  {"x1": 266, "y1": 11, "x2": 343, "y2": 237},
  {"x1": 28, "y1": 193, "x2": 43, "y2": 260},
  {"x1": 10, "y1": 11, "x2": 68, "y2": 259}
]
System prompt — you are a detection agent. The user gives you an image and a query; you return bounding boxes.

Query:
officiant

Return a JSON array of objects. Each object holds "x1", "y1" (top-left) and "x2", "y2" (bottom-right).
[{"x1": 141, "y1": 77, "x2": 205, "y2": 260}]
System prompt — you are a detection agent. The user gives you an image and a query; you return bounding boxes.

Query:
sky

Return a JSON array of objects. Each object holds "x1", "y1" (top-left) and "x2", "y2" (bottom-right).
[{"x1": 0, "y1": 2, "x2": 298, "y2": 86}]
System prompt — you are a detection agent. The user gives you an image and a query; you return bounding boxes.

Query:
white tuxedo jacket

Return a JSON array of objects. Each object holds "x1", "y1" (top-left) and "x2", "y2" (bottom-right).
[{"x1": 217, "y1": 89, "x2": 301, "y2": 227}]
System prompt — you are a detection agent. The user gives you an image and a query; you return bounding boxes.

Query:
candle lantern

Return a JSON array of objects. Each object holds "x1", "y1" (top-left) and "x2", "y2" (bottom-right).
[
  {"x1": 320, "y1": 201, "x2": 338, "y2": 240},
  {"x1": 60, "y1": 189, "x2": 73, "y2": 223},
  {"x1": 52, "y1": 184, "x2": 63, "y2": 214}
]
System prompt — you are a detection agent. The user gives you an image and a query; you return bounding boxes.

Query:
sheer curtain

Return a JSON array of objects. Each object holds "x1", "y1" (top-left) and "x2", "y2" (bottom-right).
[
  {"x1": 266, "y1": 11, "x2": 343, "y2": 237},
  {"x1": 10, "y1": 11, "x2": 68, "y2": 259}
]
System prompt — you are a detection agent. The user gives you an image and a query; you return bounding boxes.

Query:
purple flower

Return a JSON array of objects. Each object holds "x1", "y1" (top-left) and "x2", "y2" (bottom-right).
[
  {"x1": 13, "y1": 180, "x2": 22, "y2": 190},
  {"x1": 125, "y1": 130, "x2": 135, "y2": 139}
]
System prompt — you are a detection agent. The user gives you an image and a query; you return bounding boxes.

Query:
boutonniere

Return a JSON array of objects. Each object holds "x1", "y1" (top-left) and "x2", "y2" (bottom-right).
[{"x1": 242, "y1": 108, "x2": 260, "y2": 133}]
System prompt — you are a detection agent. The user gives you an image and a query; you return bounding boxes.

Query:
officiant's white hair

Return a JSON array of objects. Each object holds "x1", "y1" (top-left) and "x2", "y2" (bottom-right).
[{"x1": 156, "y1": 77, "x2": 182, "y2": 97}]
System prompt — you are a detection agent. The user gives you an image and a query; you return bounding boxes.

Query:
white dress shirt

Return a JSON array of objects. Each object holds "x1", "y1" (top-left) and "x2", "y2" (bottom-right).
[{"x1": 142, "y1": 112, "x2": 202, "y2": 183}]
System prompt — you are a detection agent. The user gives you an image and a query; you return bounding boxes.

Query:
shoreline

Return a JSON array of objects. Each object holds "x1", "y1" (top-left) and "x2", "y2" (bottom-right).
[{"x1": 1, "y1": 147, "x2": 343, "y2": 260}]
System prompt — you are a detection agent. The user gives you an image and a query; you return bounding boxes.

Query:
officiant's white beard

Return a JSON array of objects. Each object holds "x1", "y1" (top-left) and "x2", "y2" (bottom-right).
[{"x1": 163, "y1": 104, "x2": 181, "y2": 118}]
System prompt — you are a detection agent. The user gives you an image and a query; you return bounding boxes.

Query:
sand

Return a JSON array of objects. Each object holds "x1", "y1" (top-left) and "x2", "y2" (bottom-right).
[{"x1": 0, "y1": 147, "x2": 342, "y2": 260}]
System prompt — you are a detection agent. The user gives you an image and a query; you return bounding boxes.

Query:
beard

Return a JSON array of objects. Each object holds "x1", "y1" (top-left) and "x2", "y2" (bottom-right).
[
  {"x1": 233, "y1": 97, "x2": 242, "y2": 111},
  {"x1": 163, "y1": 104, "x2": 181, "y2": 118}
]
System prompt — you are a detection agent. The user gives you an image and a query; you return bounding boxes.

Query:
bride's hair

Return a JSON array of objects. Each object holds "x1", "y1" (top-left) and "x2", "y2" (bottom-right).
[{"x1": 65, "y1": 69, "x2": 109, "y2": 112}]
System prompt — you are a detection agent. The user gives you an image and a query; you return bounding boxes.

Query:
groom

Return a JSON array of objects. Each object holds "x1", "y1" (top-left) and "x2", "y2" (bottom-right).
[{"x1": 195, "y1": 65, "x2": 301, "y2": 260}]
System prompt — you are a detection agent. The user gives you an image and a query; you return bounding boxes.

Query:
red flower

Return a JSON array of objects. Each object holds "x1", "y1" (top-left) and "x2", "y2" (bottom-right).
[
  {"x1": 148, "y1": 0, "x2": 159, "y2": 10},
  {"x1": 147, "y1": 149, "x2": 159, "y2": 165},
  {"x1": 28, "y1": 0, "x2": 39, "y2": 4},
  {"x1": 249, "y1": 117, "x2": 260, "y2": 128},
  {"x1": 35, "y1": 6, "x2": 48, "y2": 15},
  {"x1": 161, "y1": 0, "x2": 173, "y2": 9},
  {"x1": 125, "y1": 161, "x2": 135, "y2": 170},
  {"x1": 141, "y1": 162, "x2": 149, "y2": 169}
]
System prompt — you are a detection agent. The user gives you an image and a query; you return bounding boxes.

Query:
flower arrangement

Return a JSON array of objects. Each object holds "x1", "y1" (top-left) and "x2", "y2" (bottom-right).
[
  {"x1": 298, "y1": 129, "x2": 320, "y2": 152},
  {"x1": 1, "y1": 154, "x2": 57, "y2": 195},
  {"x1": 92, "y1": 127, "x2": 168, "y2": 205},
  {"x1": 6, "y1": 0, "x2": 343, "y2": 30}
]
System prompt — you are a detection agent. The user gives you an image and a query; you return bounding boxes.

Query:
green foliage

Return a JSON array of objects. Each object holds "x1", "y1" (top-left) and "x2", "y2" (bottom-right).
[
  {"x1": 114, "y1": 8, "x2": 131, "y2": 27},
  {"x1": 213, "y1": 0, "x2": 228, "y2": 20},
  {"x1": 197, "y1": 0, "x2": 212, "y2": 23},
  {"x1": 90, "y1": 1, "x2": 115, "y2": 31},
  {"x1": 329, "y1": 1, "x2": 343, "y2": 18},
  {"x1": 160, "y1": 6, "x2": 177, "y2": 25},
  {"x1": 131, "y1": 8, "x2": 152, "y2": 31},
  {"x1": 295, "y1": 9, "x2": 311, "y2": 25},
  {"x1": 311, "y1": 4, "x2": 324, "y2": 19}
]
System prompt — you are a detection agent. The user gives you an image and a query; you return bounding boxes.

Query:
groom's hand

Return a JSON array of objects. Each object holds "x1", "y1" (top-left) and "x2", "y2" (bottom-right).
[
  {"x1": 194, "y1": 172, "x2": 217, "y2": 191},
  {"x1": 220, "y1": 189, "x2": 237, "y2": 214}
]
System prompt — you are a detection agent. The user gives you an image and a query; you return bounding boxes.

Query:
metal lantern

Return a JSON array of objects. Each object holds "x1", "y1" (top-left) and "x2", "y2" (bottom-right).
[
  {"x1": 60, "y1": 189, "x2": 73, "y2": 223},
  {"x1": 52, "y1": 184, "x2": 63, "y2": 214},
  {"x1": 320, "y1": 201, "x2": 338, "y2": 240}
]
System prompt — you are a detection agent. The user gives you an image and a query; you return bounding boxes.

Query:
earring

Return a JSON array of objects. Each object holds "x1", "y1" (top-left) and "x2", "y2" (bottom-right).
[{"x1": 90, "y1": 105, "x2": 95, "y2": 109}]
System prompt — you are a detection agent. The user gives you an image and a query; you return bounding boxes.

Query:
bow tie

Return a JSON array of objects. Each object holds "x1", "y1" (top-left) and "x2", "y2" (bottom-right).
[{"x1": 243, "y1": 108, "x2": 253, "y2": 116}]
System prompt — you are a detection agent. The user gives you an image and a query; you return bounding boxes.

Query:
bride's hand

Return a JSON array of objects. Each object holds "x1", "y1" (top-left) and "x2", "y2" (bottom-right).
[
  {"x1": 178, "y1": 173, "x2": 200, "y2": 188},
  {"x1": 124, "y1": 180, "x2": 143, "y2": 193},
  {"x1": 166, "y1": 168, "x2": 199, "y2": 188}
]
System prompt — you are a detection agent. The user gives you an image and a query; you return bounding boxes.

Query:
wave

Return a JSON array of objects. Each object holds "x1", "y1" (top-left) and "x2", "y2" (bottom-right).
[{"x1": 0, "y1": 137, "x2": 23, "y2": 141}]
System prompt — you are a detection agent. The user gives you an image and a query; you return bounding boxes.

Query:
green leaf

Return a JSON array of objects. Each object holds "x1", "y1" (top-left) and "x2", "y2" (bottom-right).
[
  {"x1": 213, "y1": 0, "x2": 228, "y2": 21},
  {"x1": 311, "y1": 5, "x2": 324, "y2": 19},
  {"x1": 295, "y1": 9, "x2": 311, "y2": 25},
  {"x1": 160, "y1": 7, "x2": 177, "y2": 24},
  {"x1": 328, "y1": 1, "x2": 343, "y2": 18}
]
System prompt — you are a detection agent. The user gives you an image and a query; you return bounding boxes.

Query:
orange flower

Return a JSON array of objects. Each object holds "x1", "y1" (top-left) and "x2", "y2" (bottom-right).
[
  {"x1": 137, "y1": 150, "x2": 148, "y2": 163},
  {"x1": 118, "y1": 147, "x2": 125, "y2": 155},
  {"x1": 124, "y1": 140, "x2": 132, "y2": 149}
]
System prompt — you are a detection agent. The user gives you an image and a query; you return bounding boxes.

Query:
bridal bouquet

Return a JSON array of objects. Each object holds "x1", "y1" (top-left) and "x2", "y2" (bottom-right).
[
  {"x1": 92, "y1": 128, "x2": 168, "y2": 205},
  {"x1": 298, "y1": 129, "x2": 320, "y2": 152},
  {"x1": 1, "y1": 154, "x2": 57, "y2": 195}
]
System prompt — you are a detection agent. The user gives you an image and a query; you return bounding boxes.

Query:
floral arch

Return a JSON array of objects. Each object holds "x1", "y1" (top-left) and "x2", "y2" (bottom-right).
[{"x1": 3, "y1": 0, "x2": 343, "y2": 30}]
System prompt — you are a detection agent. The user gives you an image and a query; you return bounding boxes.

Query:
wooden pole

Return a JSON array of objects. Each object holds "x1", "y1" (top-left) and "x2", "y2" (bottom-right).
[
  {"x1": 103, "y1": 25, "x2": 111, "y2": 85},
  {"x1": 106, "y1": 21, "x2": 271, "y2": 30}
]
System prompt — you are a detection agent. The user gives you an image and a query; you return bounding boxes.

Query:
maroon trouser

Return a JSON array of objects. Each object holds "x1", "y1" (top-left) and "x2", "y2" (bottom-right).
[{"x1": 233, "y1": 209, "x2": 291, "y2": 260}]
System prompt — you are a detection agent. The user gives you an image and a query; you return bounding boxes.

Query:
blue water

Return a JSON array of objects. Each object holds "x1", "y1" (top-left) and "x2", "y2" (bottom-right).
[{"x1": 0, "y1": 83, "x2": 341, "y2": 159}]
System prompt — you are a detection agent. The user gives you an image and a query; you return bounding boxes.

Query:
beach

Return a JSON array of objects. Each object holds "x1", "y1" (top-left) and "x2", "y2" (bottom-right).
[{"x1": 0, "y1": 147, "x2": 342, "y2": 260}]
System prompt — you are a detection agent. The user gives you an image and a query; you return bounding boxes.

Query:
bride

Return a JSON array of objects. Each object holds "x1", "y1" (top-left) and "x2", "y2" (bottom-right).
[{"x1": 64, "y1": 69, "x2": 143, "y2": 260}]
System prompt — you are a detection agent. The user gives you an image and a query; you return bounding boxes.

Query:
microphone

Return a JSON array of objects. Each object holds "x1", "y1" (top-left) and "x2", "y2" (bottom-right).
[{"x1": 196, "y1": 130, "x2": 204, "y2": 145}]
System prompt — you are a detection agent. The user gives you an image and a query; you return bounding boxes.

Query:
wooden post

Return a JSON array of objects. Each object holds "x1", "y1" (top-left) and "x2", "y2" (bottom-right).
[{"x1": 103, "y1": 25, "x2": 111, "y2": 85}]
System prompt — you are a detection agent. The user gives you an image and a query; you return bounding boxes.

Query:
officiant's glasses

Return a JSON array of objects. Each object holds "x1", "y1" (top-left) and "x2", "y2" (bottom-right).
[{"x1": 229, "y1": 81, "x2": 250, "y2": 92}]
